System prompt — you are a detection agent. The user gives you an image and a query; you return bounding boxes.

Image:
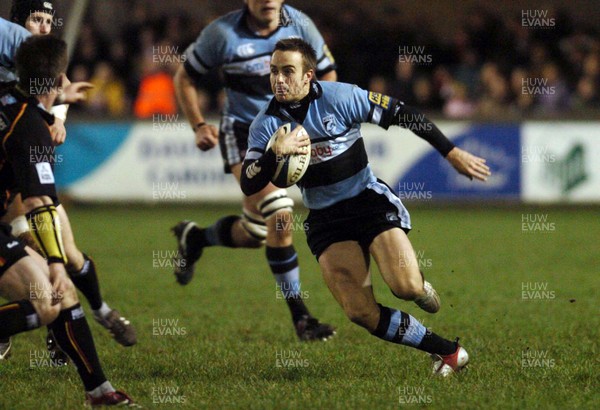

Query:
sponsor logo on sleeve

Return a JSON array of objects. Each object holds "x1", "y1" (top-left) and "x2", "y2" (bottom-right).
[
  {"x1": 35, "y1": 162, "x2": 55, "y2": 184},
  {"x1": 246, "y1": 163, "x2": 262, "y2": 179},
  {"x1": 368, "y1": 92, "x2": 391, "y2": 109}
]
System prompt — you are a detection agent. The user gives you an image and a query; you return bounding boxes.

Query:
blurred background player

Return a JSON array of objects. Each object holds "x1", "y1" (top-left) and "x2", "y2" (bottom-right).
[
  {"x1": 0, "y1": 1, "x2": 136, "y2": 361},
  {"x1": 8, "y1": 0, "x2": 69, "y2": 144},
  {"x1": 0, "y1": 35, "x2": 137, "y2": 406},
  {"x1": 171, "y1": 0, "x2": 336, "y2": 341},
  {"x1": 241, "y1": 39, "x2": 492, "y2": 375}
]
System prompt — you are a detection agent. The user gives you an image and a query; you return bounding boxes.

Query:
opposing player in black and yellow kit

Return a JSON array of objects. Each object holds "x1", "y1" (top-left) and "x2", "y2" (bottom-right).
[
  {"x1": 0, "y1": 35, "x2": 137, "y2": 406},
  {"x1": 0, "y1": 1, "x2": 136, "y2": 361}
]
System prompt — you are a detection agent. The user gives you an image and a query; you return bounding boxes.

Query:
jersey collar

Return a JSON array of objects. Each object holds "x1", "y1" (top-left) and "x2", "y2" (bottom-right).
[
  {"x1": 265, "y1": 80, "x2": 323, "y2": 121},
  {"x1": 11, "y1": 84, "x2": 56, "y2": 125}
]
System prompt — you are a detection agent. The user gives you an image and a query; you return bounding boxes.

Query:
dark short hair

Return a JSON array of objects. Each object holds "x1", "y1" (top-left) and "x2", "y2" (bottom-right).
[
  {"x1": 273, "y1": 38, "x2": 317, "y2": 73},
  {"x1": 15, "y1": 35, "x2": 68, "y2": 94}
]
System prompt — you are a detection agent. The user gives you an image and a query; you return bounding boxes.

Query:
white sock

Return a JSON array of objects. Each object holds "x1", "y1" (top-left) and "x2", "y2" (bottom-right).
[
  {"x1": 87, "y1": 380, "x2": 115, "y2": 398},
  {"x1": 93, "y1": 302, "x2": 112, "y2": 319}
]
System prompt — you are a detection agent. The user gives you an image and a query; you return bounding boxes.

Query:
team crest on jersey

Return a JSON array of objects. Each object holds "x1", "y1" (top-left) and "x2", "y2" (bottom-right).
[
  {"x1": 322, "y1": 114, "x2": 336, "y2": 133},
  {"x1": 237, "y1": 43, "x2": 255, "y2": 57}
]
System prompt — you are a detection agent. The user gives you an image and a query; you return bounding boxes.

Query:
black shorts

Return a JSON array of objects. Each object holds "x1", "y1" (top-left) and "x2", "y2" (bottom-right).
[
  {"x1": 0, "y1": 222, "x2": 28, "y2": 278},
  {"x1": 305, "y1": 184, "x2": 411, "y2": 259},
  {"x1": 218, "y1": 116, "x2": 250, "y2": 174}
]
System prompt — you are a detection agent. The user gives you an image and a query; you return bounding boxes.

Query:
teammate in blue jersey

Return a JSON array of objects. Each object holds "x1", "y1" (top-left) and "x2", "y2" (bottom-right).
[
  {"x1": 0, "y1": 17, "x2": 30, "y2": 83},
  {"x1": 241, "y1": 38, "x2": 492, "y2": 376},
  {"x1": 172, "y1": 0, "x2": 336, "y2": 341}
]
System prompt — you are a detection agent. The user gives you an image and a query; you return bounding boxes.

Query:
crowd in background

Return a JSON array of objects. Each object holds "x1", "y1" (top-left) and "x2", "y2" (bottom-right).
[{"x1": 67, "y1": 3, "x2": 600, "y2": 119}]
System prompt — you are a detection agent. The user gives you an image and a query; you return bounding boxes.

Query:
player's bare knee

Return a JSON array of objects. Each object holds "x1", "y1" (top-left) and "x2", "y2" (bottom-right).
[
  {"x1": 65, "y1": 248, "x2": 85, "y2": 271},
  {"x1": 58, "y1": 278, "x2": 79, "y2": 307},
  {"x1": 31, "y1": 299, "x2": 59, "y2": 326},
  {"x1": 269, "y1": 211, "x2": 293, "y2": 241},
  {"x1": 391, "y1": 277, "x2": 424, "y2": 300}
]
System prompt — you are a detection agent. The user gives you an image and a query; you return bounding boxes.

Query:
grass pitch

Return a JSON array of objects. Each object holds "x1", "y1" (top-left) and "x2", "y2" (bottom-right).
[{"x1": 1, "y1": 204, "x2": 598, "y2": 409}]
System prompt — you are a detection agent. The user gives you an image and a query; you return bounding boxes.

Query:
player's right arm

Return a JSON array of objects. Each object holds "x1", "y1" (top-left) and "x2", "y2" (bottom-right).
[
  {"x1": 173, "y1": 65, "x2": 217, "y2": 151},
  {"x1": 176, "y1": 23, "x2": 225, "y2": 151}
]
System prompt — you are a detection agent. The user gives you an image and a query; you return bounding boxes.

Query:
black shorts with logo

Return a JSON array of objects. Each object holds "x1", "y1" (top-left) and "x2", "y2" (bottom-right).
[
  {"x1": 305, "y1": 184, "x2": 410, "y2": 259},
  {"x1": 0, "y1": 222, "x2": 28, "y2": 278}
]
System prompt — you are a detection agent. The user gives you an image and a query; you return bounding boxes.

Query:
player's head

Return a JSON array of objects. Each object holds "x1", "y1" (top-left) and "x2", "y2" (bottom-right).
[
  {"x1": 11, "y1": 0, "x2": 56, "y2": 35},
  {"x1": 270, "y1": 38, "x2": 316, "y2": 103},
  {"x1": 244, "y1": 0, "x2": 284, "y2": 27},
  {"x1": 15, "y1": 35, "x2": 68, "y2": 96}
]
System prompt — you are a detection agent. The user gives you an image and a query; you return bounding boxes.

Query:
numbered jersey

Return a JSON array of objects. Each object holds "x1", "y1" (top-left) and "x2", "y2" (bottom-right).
[{"x1": 183, "y1": 5, "x2": 336, "y2": 125}]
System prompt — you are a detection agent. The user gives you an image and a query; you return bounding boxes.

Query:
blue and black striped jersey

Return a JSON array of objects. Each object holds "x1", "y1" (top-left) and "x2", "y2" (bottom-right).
[
  {"x1": 247, "y1": 80, "x2": 409, "y2": 224},
  {"x1": 183, "y1": 5, "x2": 336, "y2": 125}
]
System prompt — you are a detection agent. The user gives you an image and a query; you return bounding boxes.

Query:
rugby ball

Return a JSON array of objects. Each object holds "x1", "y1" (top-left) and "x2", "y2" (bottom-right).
[{"x1": 266, "y1": 123, "x2": 311, "y2": 188}]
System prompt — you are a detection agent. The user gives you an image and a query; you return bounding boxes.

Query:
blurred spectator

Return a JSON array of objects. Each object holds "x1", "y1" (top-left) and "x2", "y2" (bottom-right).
[
  {"x1": 582, "y1": 53, "x2": 600, "y2": 79},
  {"x1": 432, "y1": 66, "x2": 454, "y2": 104},
  {"x1": 477, "y1": 63, "x2": 511, "y2": 118},
  {"x1": 534, "y1": 63, "x2": 570, "y2": 114},
  {"x1": 65, "y1": 2, "x2": 600, "y2": 119},
  {"x1": 453, "y1": 49, "x2": 479, "y2": 98},
  {"x1": 412, "y1": 76, "x2": 437, "y2": 110},
  {"x1": 571, "y1": 76, "x2": 599, "y2": 109},
  {"x1": 368, "y1": 76, "x2": 388, "y2": 95},
  {"x1": 509, "y1": 67, "x2": 535, "y2": 113},
  {"x1": 133, "y1": 51, "x2": 177, "y2": 119},
  {"x1": 388, "y1": 61, "x2": 416, "y2": 104},
  {"x1": 87, "y1": 62, "x2": 128, "y2": 117},
  {"x1": 443, "y1": 82, "x2": 476, "y2": 118}
]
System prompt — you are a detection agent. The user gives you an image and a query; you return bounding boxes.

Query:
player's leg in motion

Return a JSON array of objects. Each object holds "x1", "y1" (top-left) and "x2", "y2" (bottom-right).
[
  {"x1": 173, "y1": 164, "x2": 335, "y2": 341},
  {"x1": 6, "y1": 198, "x2": 136, "y2": 347},
  {"x1": 55, "y1": 204, "x2": 136, "y2": 347},
  {"x1": 0, "y1": 245, "x2": 135, "y2": 405},
  {"x1": 260, "y1": 189, "x2": 335, "y2": 341},
  {"x1": 318, "y1": 239, "x2": 468, "y2": 376},
  {"x1": 371, "y1": 228, "x2": 441, "y2": 313}
]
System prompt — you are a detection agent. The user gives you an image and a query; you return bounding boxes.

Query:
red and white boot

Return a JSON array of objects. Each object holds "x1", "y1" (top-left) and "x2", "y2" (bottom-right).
[{"x1": 431, "y1": 339, "x2": 469, "y2": 377}]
